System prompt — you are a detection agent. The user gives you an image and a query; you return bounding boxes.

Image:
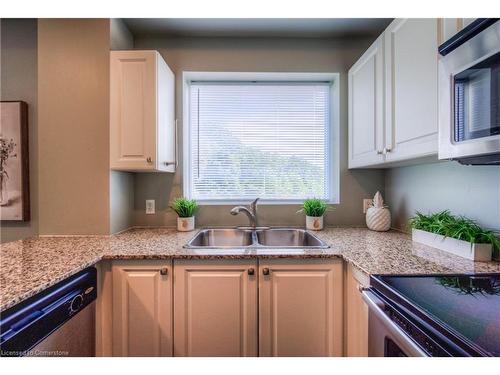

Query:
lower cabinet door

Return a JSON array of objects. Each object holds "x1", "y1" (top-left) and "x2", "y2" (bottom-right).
[
  {"x1": 112, "y1": 260, "x2": 173, "y2": 356},
  {"x1": 173, "y1": 259, "x2": 258, "y2": 356},
  {"x1": 259, "y1": 259, "x2": 343, "y2": 356}
]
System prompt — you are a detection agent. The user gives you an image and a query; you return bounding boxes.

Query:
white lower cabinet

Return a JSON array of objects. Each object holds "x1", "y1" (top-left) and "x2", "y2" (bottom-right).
[
  {"x1": 112, "y1": 260, "x2": 173, "y2": 356},
  {"x1": 173, "y1": 259, "x2": 258, "y2": 356},
  {"x1": 111, "y1": 259, "x2": 344, "y2": 357},
  {"x1": 259, "y1": 259, "x2": 344, "y2": 356}
]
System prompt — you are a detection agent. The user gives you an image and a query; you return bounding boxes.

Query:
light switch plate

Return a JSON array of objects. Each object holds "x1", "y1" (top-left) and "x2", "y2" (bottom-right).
[
  {"x1": 363, "y1": 199, "x2": 372, "y2": 214},
  {"x1": 146, "y1": 200, "x2": 155, "y2": 214}
]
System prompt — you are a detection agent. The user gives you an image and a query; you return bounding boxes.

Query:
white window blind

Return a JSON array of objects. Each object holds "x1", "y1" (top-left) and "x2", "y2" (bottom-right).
[{"x1": 187, "y1": 82, "x2": 331, "y2": 201}]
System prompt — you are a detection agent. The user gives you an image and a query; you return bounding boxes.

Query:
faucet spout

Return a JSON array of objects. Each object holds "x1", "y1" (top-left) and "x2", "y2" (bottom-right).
[{"x1": 230, "y1": 198, "x2": 260, "y2": 228}]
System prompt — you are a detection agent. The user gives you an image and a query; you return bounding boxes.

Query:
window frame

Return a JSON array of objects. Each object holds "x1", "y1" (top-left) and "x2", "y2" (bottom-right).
[{"x1": 182, "y1": 71, "x2": 340, "y2": 205}]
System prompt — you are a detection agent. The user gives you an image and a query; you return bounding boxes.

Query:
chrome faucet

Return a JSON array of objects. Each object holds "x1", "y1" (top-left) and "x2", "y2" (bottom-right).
[{"x1": 230, "y1": 198, "x2": 259, "y2": 228}]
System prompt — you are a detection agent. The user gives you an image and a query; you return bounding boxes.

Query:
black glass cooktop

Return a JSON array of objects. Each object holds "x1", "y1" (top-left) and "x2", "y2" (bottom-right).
[{"x1": 373, "y1": 274, "x2": 500, "y2": 356}]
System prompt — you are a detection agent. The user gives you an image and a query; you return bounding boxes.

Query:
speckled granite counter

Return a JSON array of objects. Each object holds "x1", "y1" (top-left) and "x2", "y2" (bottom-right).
[{"x1": 1, "y1": 227, "x2": 499, "y2": 312}]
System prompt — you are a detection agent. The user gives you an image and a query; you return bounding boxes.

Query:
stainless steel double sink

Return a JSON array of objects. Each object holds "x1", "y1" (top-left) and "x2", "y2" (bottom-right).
[{"x1": 184, "y1": 228, "x2": 329, "y2": 249}]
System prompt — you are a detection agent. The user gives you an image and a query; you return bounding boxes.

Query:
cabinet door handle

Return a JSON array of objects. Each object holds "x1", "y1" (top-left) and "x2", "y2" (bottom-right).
[
  {"x1": 377, "y1": 150, "x2": 383, "y2": 155},
  {"x1": 248, "y1": 268, "x2": 255, "y2": 276},
  {"x1": 385, "y1": 147, "x2": 392, "y2": 153},
  {"x1": 146, "y1": 157, "x2": 153, "y2": 163},
  {"x1": 159, "y1": 268, "x2": 168, "y2": 276},
  {"x1": 262, "y1": 267, "x2": 270, "y2": 276}
]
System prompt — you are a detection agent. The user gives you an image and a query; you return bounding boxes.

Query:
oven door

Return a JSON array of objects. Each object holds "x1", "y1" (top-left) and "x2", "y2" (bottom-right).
[
  {"x1": 439, "y1": 19, "x2": 500, "y2": 161},
  {"x1": 362, "y1": 289, "x2": 428, "y2": 357}
]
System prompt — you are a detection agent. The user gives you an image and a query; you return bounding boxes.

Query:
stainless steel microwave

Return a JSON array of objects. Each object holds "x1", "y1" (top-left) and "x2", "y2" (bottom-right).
[{"x1": 438, "y1": 19, "x2": 500, "y2": 165}]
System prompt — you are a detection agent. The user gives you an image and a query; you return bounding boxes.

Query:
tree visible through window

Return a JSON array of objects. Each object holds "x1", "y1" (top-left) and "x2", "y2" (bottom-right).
[{"x1": 187, "y1": 82, "x2": 331, "y2": 201}]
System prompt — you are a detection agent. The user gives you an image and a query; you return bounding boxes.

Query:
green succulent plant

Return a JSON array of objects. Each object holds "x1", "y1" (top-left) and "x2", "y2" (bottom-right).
[
  {"x1": 409, "y1": 210, "x2": 499, "y2": 249},
  {"x1": 171, "y1": 197, "x2": 198, "y2": 218},
  {"x1": 298, "y1": 198, "x2": 331, "y2": 217}
]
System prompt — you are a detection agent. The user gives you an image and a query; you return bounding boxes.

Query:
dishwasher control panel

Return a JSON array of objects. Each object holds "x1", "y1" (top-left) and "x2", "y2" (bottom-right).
[{"x1": 0, "y1": 267, "x2": 97, "y2": 356}]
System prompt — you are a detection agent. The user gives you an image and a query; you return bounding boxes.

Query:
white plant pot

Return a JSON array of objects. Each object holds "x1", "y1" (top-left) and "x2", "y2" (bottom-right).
[
  {"x1": 306, "y1": 216, "x2": 324, "y2": 231},
  {"x1": 412, "y1": 229, "x2": 493, "y2": 262},
  {"x1": 177, "y1": 217, "x2": 195, "y2": 232}
]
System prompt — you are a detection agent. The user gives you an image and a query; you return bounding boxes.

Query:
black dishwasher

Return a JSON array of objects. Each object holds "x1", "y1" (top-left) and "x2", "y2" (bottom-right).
[{"x1": 0, "y1": 266, "x2": 97, "y2": 357}]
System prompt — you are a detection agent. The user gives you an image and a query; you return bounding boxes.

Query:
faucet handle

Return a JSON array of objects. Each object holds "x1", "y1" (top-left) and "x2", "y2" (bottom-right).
[{"x1": 250, "y1": 197, "x2": 260, "y2": 209}]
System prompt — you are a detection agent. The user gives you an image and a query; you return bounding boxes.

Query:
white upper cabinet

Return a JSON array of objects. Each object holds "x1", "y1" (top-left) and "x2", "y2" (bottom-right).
[
  {"x1": 383, "y1": 18, "x2": 439, "y2": 163},
  {"x1": 348, "y1": 35, "x2": 385, "y2": 168},
  {"x1": 110, "y1": 50, "x2": 176, "y2": 172},
  {"x1": 348, "y1": 18, "x2": 440, "y2": 168}
]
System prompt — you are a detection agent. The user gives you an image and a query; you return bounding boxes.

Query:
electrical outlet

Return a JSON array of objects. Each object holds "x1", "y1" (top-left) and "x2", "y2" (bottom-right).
[
  {"x1": 363, "y1": 199, "x2": 372, "y2": 214},
  {"x1": 146, "y1": 200, "x2": 155, "y2": 214}
]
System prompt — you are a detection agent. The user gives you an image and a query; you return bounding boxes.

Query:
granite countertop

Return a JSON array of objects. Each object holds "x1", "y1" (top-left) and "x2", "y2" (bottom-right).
[{"x1": 1, "y1": 227, "x2": 499, "y2": 312}]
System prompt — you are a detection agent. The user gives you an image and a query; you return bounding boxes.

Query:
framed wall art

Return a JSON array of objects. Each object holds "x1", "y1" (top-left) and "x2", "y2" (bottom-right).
[{"x1": 0, "y1": 101, "x2": 30, "y2": 221}]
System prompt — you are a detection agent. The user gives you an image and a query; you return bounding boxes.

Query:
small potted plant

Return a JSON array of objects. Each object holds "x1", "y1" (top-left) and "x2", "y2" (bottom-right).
[
  {"x1": 409, "y1": 210, "x2": 499, "y2": 261},
  {"x1": 298, "y1": 198, "x2": 329, "y2": 231},
  {"x1": 171, "y1": 197, "x2": 198, "y2": 232}
]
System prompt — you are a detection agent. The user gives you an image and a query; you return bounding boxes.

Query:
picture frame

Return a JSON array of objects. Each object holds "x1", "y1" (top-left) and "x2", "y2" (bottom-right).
[{"x1": 0, "y1": 101, "x2": 30, "y2": 221}]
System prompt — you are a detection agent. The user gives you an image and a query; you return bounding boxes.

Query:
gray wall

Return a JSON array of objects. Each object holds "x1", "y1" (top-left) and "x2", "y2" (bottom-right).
[
  {"x1": 386, "y1": 161, "x2": 500, "y2": 232},
  {"x1": 109, "y1": 19, "x2": 135, "y2": 233},
  {"x1": 0, "y1": 19, "x2": 38, "y2": 243},
  {"x1": 110, "y1": 171, "x2": 134, "y2": 233},
  {"x1": 132, "y1": 36, "x2": 385, "y2": 227}
]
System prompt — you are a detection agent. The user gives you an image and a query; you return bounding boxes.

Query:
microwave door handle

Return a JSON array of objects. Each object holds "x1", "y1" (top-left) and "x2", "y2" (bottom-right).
[
  {"x1": 361, "y1": 289, "x2": 428, "y2": 357},
  {"x1": 439, "y1": 19, "x2": 499, "y2": 56}
]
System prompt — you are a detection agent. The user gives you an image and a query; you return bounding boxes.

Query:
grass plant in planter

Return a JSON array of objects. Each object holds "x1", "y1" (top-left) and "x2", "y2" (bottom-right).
[
  {"x1": 171, "y1": 197, "x2": 198, "y2": 232},
  {"x1": 409, "y1": 210, "x2": 499, "y2": 261},
  {"x1": 298, "y1": 198, "x2": 330, "y2": 231}
]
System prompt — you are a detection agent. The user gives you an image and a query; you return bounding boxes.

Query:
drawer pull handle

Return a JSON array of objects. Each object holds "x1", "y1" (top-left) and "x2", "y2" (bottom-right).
[
  {"x1": 262, "y1": 268, "x2": 270, "y2": 276},
  {"x1": 248, "y1": 268, "x2": 255, "y2": 275},
  {"x1": 160, "y1": 268, "x2": 168, "y2": 276}
]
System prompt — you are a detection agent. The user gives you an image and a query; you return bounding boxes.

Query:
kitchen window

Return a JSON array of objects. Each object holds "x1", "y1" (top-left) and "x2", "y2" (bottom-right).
[{"x1": 183, "y1": 72, "x2": 339, "y2": 204}]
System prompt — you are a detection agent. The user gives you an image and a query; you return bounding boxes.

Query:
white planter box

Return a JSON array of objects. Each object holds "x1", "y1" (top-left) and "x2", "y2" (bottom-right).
[{"x1": 412, "y1": 229, "x2": 493, "y2": 262}]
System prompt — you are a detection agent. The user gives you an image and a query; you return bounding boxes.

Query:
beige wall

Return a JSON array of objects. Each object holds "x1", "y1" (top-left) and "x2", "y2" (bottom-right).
[
  {"x1": 38, "y1": 19, "x2": 110, "y2": 235},
  {"x1": 0, "y1": 19, "x2": 38, "y2": 243},
  {"x1": 132, "y1": 36, "x2": 385, "y2": 227}
]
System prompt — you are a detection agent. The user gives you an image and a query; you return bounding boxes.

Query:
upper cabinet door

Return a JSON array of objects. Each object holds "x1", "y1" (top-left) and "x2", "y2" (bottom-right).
[
  {"x1": 110, "y1": 50, "x2": 176, "y2": 172},
  {"x1": 173, "y1": 260, "x2": 258, "y2": 357},
  {"x1": 384, "y1": 19, "x2": 439, "y2": 162},
  {"x1": 259, "y1": 259, "x2": 343, "y2": 357},
  {"x1": 112, "y1": 260, "x2": 173, "y2": 357},
  {"x1": 348, "y1": 35, "x2": 385, "y2": 168}
]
